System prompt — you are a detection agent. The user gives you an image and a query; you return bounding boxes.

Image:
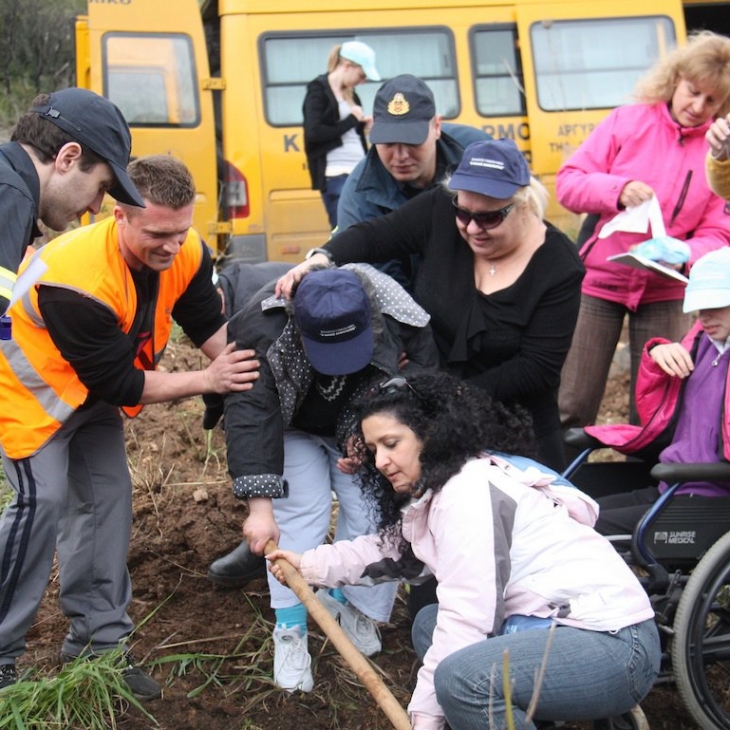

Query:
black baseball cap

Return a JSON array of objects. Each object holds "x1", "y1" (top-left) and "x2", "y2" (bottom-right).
[
  {"x1": 369, "y1": 75, "x2": 437, "y2": 145},
  {"x1": 31, "y1": 88, "x2": 145, "y2": 207}
]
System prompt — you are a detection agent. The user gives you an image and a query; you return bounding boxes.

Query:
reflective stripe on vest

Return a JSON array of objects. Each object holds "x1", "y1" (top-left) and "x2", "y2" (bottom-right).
[{"x1": 0, "y1": 336, "x2": 76, "y2": 424}]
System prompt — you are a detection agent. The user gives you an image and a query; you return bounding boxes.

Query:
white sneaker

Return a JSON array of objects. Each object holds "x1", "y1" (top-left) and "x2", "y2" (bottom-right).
[
  {"x1": 317, "y1": 590, "x2": 382, "y2": 656},
  {"x1": 273, "y1": 624, "x2": 314, "y2": 693}
]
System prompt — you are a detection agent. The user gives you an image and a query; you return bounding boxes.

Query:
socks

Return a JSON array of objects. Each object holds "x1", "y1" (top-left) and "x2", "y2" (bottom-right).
[
  {"x1": 275, "y1": 603, "x2": 307, "y2": 632},
  {"x1": 328, "y1": 587, "x2": 348, "y2": 605}
]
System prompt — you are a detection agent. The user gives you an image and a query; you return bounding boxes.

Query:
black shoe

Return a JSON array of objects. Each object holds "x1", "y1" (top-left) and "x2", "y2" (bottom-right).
[
  {"x1": 207, "y1": 540, "x2": 267, "y2": 588},
  {"x1": 0, "y1": 663, "x2": 16, "y2": 690},
  {"x1": 120, "y1": 653, "x2": 162, "y2": 701},
  {"x1": 60, "y1": 651, "x2": 161, "y2": 701}
]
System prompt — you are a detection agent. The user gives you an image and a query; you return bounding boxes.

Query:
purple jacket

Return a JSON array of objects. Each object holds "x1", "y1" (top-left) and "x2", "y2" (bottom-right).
[
  {"x1": 557, "y1": 103, "x2": 730, "y2": 310},
  {"x1": 586, "y1": 320, "x2": 730, "y2": 462}
]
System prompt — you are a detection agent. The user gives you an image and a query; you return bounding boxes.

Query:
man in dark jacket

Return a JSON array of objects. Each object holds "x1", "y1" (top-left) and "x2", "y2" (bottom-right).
[
  {"x1": 335, "y1": 74, "x2": 491, "y2": 287},
  {"x1": 0, "y1": 88, "x2": 144, "y2": 316},
  {"x1": 207, "y1": 264, "x2": 438, "y2": 692}
]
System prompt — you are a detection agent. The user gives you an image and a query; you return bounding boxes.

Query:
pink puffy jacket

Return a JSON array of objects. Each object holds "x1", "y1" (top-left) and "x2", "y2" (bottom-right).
[
  {"x1": 557, "y1": 103, "x2": 730, "y2": 311},
  {"x1": 586, "y1": 320, "x2": 730, "y2": 459}
]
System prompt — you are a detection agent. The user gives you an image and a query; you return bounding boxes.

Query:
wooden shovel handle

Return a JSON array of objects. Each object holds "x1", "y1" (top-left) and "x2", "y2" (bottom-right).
[{"x1": 265, "y1": 539, "x2": 412, "y2": 730}]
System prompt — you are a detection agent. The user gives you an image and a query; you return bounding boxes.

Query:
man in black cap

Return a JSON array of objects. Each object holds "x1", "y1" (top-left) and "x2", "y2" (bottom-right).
[
  {"x1": 0, "y1": 87, "x2": 144, "y2": 316},
  {"x1": 334, "y1": 74, "x2": 490, "y2": 287}
]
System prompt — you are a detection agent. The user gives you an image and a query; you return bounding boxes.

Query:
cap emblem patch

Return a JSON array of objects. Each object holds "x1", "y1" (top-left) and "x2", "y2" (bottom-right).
[{"x1": 387, "y1": 93, "x2": 410, "y2": 116}]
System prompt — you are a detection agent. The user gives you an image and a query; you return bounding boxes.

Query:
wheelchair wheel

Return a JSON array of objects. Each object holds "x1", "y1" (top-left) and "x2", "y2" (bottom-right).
[{"x1": 672, "y1": 529, "x2": 730, "y2": 729}]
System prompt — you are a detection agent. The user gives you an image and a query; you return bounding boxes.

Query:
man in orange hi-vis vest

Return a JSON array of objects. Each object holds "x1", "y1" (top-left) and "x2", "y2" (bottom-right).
[{"x1": 0, "y1": 155, "x2": 259, "y2": 699}]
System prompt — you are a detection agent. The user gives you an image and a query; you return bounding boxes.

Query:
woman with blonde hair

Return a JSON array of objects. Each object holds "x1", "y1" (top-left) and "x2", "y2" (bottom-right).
[
  {"x1": 278, "y1": 138, "x2": 585, "y2": 472},
  {"x1": 556, "y1": 31, "x2": 730, "y2": 438},
  {"x1": 303, "y1": 41, "x2": 380, "y2": 228}
]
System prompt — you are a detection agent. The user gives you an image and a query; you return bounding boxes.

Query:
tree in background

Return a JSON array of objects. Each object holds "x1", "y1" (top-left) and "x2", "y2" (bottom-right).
[{"x1": 0, "y1": 0, "x2": 85, "y2": 124}]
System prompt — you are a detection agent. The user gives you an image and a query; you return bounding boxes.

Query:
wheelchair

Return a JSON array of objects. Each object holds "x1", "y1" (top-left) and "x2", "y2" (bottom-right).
[{"x1": 563, "y1": 429, "x2": 730, "y2": 730}]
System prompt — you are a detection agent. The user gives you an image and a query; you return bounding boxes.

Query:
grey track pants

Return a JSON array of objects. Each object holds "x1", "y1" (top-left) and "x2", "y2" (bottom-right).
[{"x1": 0, "y1": 401, "x2": 134, "y2": 661}]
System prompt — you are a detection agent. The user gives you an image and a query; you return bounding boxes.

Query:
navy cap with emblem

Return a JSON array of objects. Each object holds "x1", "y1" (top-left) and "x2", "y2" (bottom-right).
[{"x1": 369, "y1": 74, "x2": 437, "y2": 146}]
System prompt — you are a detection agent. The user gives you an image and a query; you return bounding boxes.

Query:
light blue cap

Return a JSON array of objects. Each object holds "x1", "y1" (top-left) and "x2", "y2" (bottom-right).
[
  {"x1": 683, "y1": 247, "x2": 730, "y2": 312},
  {"x1": 340, "y1": 41, "x2": 381, "y2": 82}
]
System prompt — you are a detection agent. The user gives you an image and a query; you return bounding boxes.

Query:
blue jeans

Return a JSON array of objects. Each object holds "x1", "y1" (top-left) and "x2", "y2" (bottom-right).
[
  {"x1": 321, "y1": 173, "x2": 349, "y2": 229},
  {"x1": 267, "y1": 429, "x2": 397, "y2": 622},
  {"x1": 412, "y1": 604, "x2": 660, "y2": 730}
]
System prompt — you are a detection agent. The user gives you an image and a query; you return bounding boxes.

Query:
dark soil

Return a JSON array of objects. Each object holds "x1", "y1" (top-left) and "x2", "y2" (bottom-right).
[{"x1": 21, "y1": 341, "x2": 697, "y2": 730}]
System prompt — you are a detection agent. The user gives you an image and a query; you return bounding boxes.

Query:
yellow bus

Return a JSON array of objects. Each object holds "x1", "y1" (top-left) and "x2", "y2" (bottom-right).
[{"x1": 76, "y1": 0, "x2": 697, "y2": 261}]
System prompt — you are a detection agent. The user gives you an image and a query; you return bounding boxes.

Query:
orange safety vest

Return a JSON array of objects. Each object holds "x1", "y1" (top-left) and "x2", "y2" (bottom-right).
[{"x1": 0, "y1": 216, "x2": 205, "y2": 459}]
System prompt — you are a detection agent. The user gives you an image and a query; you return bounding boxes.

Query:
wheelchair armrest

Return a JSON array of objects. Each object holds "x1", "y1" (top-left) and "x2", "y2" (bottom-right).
[
  {"x1": 650, "y1": 462, "x2": 730, "y2": 483},
  {"x1": 563, "y1": 428, "x2": 604, "y2": 450}
]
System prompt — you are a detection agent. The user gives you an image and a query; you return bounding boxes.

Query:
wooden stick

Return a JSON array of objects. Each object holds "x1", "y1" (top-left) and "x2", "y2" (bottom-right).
[{"x1": 265, "y1": 539, "x2": 412, "y2": 730}]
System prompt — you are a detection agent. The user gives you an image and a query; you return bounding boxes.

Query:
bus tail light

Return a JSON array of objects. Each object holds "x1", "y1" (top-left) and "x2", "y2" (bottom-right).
[{"x1": 225, "y1": 161, "x2": 250, "y2": 219}]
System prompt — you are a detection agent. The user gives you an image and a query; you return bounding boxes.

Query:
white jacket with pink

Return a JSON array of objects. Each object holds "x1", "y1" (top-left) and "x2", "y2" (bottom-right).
[
  {"x1": 298, "y1": 455, "x2": 654, "y2": 728},
  {"x1": 556, "y1": 102, "x2": 730, "y2": 311}
]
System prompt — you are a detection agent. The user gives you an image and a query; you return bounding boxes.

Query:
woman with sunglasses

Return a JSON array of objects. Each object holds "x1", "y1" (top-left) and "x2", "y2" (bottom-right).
[
  {"x1": 267, "y1": 370, "x2": 660, "y2": 730},
  {"x1": 279, "y1": 138, "x2": 584, "y2": 472},
  {"x1": 556, "y1": 31, "x2": 730, "y2": 439}
]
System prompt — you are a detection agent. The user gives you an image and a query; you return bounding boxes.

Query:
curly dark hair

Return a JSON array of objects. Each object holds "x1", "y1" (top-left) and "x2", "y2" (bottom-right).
[{"x1": 350, "y1": 369, "x2": 538, "y2": 536}]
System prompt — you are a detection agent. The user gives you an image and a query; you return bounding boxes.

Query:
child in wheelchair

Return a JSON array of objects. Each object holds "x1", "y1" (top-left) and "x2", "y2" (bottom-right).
[{"x1": 582, "y1": 247, "x2": 730, "y2": 537}]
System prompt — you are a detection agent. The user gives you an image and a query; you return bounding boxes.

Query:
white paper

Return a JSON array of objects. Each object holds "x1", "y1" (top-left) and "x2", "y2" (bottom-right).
[
  {"x1": 598, "y1": 197, "x2": 666, "y2": 239},
  {"x1": 8, "y1": 256, "x2": 48, "y2": 308}
]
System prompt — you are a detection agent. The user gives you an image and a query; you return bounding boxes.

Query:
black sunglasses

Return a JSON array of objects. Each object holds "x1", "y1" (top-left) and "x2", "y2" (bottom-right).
[
  {"x1": 452, "y1": 198, "x2": 515, "y2": 230},
  {"x1": 367, "y1": 376, "x2": 419, "y2": 398}
]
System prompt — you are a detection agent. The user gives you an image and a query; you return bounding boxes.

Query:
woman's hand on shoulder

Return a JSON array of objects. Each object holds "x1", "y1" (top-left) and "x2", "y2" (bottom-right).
[
  {"x1": 649, "y1": 342, "x2": 694, "y2": 378},
  {"x1": 275, "y1": 257, "x2": 325, "y2": 299}
]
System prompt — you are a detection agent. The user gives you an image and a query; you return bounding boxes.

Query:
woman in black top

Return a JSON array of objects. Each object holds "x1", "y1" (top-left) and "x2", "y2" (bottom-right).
[
  {"x1": 279, "y1": 139, "x2": 585, "y2": 471},
  {"x1": 302, "y1": 41, "x2": 380, "y2": 228}
]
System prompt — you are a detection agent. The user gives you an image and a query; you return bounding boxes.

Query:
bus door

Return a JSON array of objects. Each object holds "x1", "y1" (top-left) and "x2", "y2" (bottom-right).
[{"x1": 77, "y1": 0, "x2": 219, "y2": 251}]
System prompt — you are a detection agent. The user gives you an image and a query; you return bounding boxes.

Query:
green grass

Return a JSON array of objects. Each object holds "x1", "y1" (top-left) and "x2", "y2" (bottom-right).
[
  {"x1": 151, "y1": 593, "x2": 278, "y2": 701},
  {"x1": 0, "y1": 650, "x2": 156, "y2": 730},
  {"x1": 0, "y1": 471, "x2": 10, "y2": 514}
]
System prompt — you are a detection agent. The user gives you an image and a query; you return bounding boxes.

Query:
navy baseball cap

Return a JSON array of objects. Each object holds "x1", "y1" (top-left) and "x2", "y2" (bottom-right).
[
  {"x1": 293, "y1": 269, "x2": 374, "y2": 376},
  {"x1": 369, "y1": 75, "x2": 437, "y2": 145},
  {"x1": 449, "y1": 138, "x2": 531, "y2": 199},
  {"x1": 31, "y1": 88, "x2": 145, "y2": 207}
]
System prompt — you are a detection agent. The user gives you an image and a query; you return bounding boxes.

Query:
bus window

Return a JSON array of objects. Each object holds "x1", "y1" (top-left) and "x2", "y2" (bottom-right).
[
  {"x1": 471, "y1": 25, "x2": 526, "y2": 117},
  {"x1": 530, "y1": 16, "x2": 676, "y2": 111},
  {"x1": 103, "y1": 33, "x2": 200, "y2": 126},
  {"x1": 260, "y1": 28, "x2": 459, "y2": 126}
]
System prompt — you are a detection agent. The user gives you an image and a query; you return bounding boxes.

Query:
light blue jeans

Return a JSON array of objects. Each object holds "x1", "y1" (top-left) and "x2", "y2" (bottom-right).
[
  {"x1": 412, "y1": 604, "x2": 660, "y2": 730},
  {"x1": 268, "y1": 429, "x2": 397, "y2": 622}
]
